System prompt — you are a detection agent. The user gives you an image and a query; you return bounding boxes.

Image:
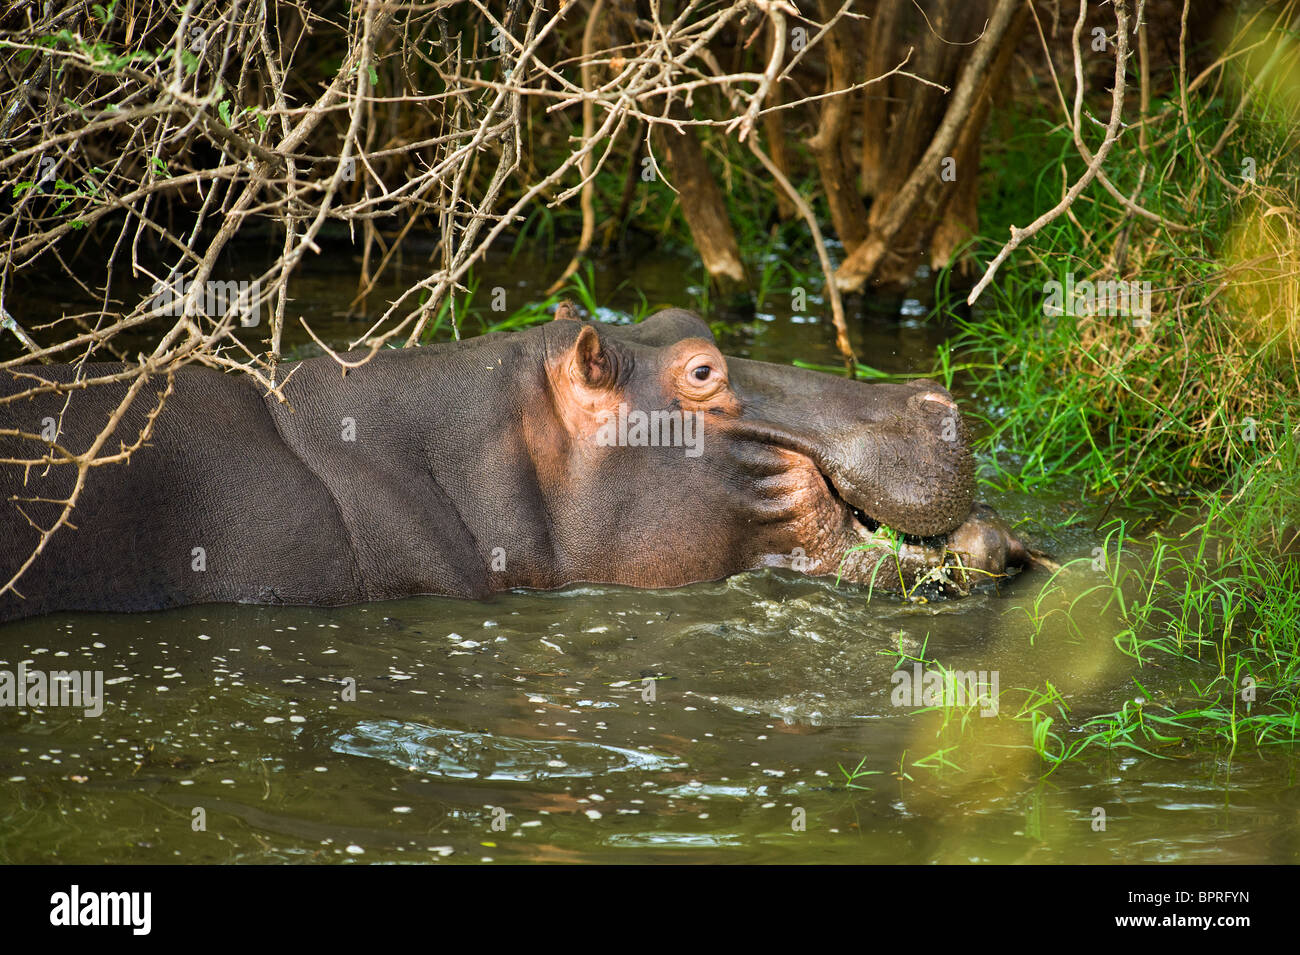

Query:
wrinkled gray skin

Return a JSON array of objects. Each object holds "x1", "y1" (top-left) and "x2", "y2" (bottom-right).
[{"x1": 0, "y1": 308, "x2": 1029, "y2": 621}]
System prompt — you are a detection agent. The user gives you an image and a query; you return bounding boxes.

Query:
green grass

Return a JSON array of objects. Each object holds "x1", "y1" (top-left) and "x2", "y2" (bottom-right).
[{"x1": 835, "y1": 21, "x2": 1300, "y2": 777}]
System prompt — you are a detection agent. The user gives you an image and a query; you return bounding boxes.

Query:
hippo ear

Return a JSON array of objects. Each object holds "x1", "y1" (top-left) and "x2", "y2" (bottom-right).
[
  {"x1": 553, "y1": 300, "x2": 580, "y2": 322},
  {"x1": 571, "y1": 324, "x2": 613, "y2": 388}
]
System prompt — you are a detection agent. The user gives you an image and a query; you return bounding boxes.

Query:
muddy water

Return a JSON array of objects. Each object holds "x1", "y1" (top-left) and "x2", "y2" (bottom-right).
[{"x1": 2, "y1": 247, "x2": 1297, "y2": 863}]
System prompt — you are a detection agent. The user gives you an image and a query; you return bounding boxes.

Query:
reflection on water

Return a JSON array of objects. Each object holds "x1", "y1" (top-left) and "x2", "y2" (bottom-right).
[{"x1": 2, "y1": 248, "x2": 1297, "y2": 863}]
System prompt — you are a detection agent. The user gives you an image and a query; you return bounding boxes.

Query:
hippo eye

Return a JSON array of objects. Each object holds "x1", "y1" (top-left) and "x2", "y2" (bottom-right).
[{"x1": 681, "y1": 351, "x2": 726, "y2": 397}]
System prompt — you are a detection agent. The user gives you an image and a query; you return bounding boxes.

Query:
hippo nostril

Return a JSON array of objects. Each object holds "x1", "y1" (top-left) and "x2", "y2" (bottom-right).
[{"x1": 919, "y1": 392, "x2": 956, "y2": 411}]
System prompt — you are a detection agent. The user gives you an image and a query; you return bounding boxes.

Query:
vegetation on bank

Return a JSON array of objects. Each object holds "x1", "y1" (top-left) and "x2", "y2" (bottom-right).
[{"x1": 876, "y1": 13, "x2": 1300, "y2": 773}]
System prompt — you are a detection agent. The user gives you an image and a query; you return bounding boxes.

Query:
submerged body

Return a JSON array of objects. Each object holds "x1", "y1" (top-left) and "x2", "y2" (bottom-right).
[{"x1": 0, "y1": 308, "x2": 1028, "y2": 621}]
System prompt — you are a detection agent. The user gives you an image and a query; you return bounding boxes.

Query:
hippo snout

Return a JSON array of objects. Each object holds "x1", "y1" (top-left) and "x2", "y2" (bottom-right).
[{"x1": 821, "y1": 383, "x2": 975, "y2": 539}]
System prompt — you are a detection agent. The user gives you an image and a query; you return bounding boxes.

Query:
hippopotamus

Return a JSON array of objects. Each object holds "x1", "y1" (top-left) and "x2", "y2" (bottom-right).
[{"x1": 0, "y1": 307, "x2": 1030, "y2": 622}]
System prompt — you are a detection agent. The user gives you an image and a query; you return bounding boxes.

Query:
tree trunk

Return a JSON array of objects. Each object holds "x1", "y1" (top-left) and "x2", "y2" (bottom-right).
[
  {"x1": 657, "y1": 104, "x2": 749, "y2": 300},
  {"x1": 928, "y1": 8, "x2": 1026, "y2": 273},
  {"x1": 807, "y1": 0, "x2": 871, "y2": 253},
  {"x1": 859, "y1": 0, "x2": 904, "y2": 201},
  {"x1": 835, "y1": 0, "x2": 1027, "y2": 292},
  {"x1": 764, "y1": 21, "x2": 797, "y2": 221}
]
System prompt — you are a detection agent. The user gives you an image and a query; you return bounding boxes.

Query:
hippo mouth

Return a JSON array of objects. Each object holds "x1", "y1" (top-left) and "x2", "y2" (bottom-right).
[
  {"x1": 821, "y1": 471, "x2": 881, "y2": 534},
  {"x1": 811, "y1": 460, "x2": 1033, "y2": 593},
  {"x1": 797, "y1": 428, "x2": 970, "y2": 546},
  {"x1": 849, "y1": 504, "x2": 882, "y2": 534},
  {"x1": 820, "y1": 469, "x2": 936, "y2": 546}
]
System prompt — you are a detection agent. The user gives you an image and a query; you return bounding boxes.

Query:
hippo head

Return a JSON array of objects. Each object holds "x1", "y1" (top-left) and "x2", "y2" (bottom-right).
[{"x1": 531, "y1": 307, "x2": 1027, "y2": 595}]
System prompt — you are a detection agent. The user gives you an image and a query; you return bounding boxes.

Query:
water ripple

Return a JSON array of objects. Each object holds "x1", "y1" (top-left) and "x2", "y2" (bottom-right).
[{"x1": 332, "y1": 719, "x2": 685, "y2": 782}]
